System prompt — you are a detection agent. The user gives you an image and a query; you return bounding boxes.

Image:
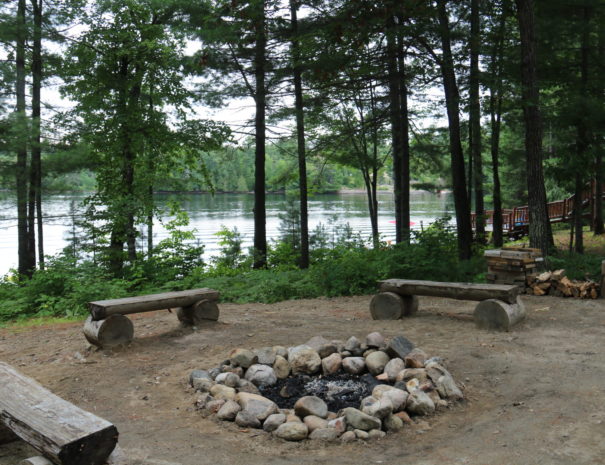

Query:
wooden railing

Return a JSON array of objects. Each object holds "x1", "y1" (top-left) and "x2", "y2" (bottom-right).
[{"x1": 471, "y1": 179, "x2": 603, "y2": 236}]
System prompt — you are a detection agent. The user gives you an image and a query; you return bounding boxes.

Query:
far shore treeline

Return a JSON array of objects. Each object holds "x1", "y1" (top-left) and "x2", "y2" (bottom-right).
[{"x1": 0, "y1": 0, "x2": 603, "y2": 322}]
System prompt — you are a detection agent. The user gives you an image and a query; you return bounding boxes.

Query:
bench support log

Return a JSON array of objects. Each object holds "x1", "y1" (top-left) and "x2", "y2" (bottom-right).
[
  {"x1": 473, "y1": 296, "x2": 526, "y2": 331},
  {"x1": 0, "y1": 423, "x2": 18, "y2": 444},
  {"x1": 0, "y1": 362, "x2": 118, "y2": 465},
  {"x1": 83, "y1": 314, "x2": 134, "y2": 348},
  {"x1": 370, "y1": 292, "x2": 418, "y2": 320},
  {"x1": 176, "y1": 299, "x2": 220, "y2": 326}
]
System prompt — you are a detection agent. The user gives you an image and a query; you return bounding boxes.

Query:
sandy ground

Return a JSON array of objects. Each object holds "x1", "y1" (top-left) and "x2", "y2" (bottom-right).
[{"x1": 1, "y1": 294, "x2": 605, "y2": 465}]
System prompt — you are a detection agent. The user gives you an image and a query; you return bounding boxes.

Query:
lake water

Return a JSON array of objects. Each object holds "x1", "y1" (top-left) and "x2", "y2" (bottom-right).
[{"x1": 0, "y1": 191, "x2": 454, "y2": 275}]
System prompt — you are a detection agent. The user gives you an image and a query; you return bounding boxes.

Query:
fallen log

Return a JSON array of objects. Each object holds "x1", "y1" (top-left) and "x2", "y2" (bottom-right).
[
  {"x1": 369, "y1": 292, "x2": 419, "y2": 320},
  {"x1": 0, "y1": 362, "x2": 118, "y2": 465},
  {"x1": 83, "y1": 314, "x2": 134, "y2": 348},
  {"x1": 21, "y1": 458, "x2": 53, "y2": 465},
  {"x1": 89, "y1": 288, "x2": 220, "y2": 321},
  {"x1": 379, "y1": 279, "x2": 520, "y2": 304}
]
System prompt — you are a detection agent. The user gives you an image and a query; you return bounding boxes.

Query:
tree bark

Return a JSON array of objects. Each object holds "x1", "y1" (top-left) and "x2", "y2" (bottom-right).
[
  {"x1": 469, "y1": 0, "x2": 485, "y2": 242},
  {"x1": 31, "y1": 0, "x2": 44, "y2": 270},
  {"x1": 290, "y1": 0, "x2": 309, "y2": 268},
  {"x1": 515, "y1": 0, "x2": 553, "y2": 256},
  {"x1": 16, "y1": 0, "x2": 33, "y2": 277},
  {"x1": 594, "y1": 11, "x2": 604, "y2": 235},
  {"x1": 489, "y1": 0, "x2": 508, "y2": 247},
  {"x1": 253, "y1": 0, "x2": 267, "y2": 269},
  {"x1": 386, "y1": 15, "x2": 404, "y2": 244},
  {"x1": 396, "y1": 21, "x2": 411, "y2": 244},
  {"x1": 436, "y1": 0, "x2": 473, "y2": 260}
]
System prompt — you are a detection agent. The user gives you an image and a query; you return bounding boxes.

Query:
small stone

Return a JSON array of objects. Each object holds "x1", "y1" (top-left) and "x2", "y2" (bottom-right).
[
  {"x1": 229, "y1": 348, "x2": 258, "y2": 369},
  {"x1": 236, "y1": 379, "x2": 261, "y2": 395},
  {"x1": 395, "y1": 411, "x2": 413, "y2": 424},
  {"x1": 405, "y1": 348, "x2": 428, "y2": 368},
  {"x1": 309, "y1": 427, "x2": 339, "y2": 441},
  {"x1": 365, "y1": 351, "x2": 390, "y2": 375},
  {"x1": 395, "y1": 368, "x2": 428, "y2": 384},
  {"x1": 288, "y1": 345, "x2": 322, "y2": 375},
  {"x1": 365, "y1": 332, "x2": 385, "y2": 348},
  {"x1": 368, "y1": 429, "x2": 386, "y2": 439},
  {"x1": 286, "y1": 413, "x2": 302, "y2": 423},
  {"x1": 322, "y1": 353, "x2": 342, "y2": 375},
  {"x1": 236, "y1": 392, "x2": 279, "y2": 421},
  {"x1": 222, "y1": 366, "x2": 244, "y2": 377},
  {"x1": 294, "y1": 396, "x2": 328, "y2": 419},
  {"x1": 340, "y1": 431, "x2": 356, "y2": 442},
  {"x1": 342, "y1": 357, "x2": 366, "y2": 375},
  {"x1": 305, "y1": 336, "x2": 330, "y2": 352},
  {"x1": 426, "y1": 362, "x2": 464, "y2": 400},
  {"x1": 344, "y1": 336, "x2": 361, "y2": 352},
  {"x1": 273, "y1": 356, "x2": 290, "y2": 379},
  {"x1": 363, "y1": 349, "x2": 377, "y2": 358},
  {"x1": 406, "y1": 390, "x2": 435, "y2": 416},
  {"x1": 343, "y1": 407, "x2": 382, "y2": 431},
  {"x1": 254, "y1": 347, "x2": 277, "y2": 365},
  {"x1": 375, "y1": 372, "x2": 389, "y2": 381},
  {"x1": 208, "y1": 367, "x2": 221, "y2": 380},
  {"x1": 194, "y1": 393, "x2": 213, "y2": 410},
  {"x1": 386, "y1": 335, "x2": 415, "y2": 359},
  {"x1": 328, "y1": 416, "x2": 346, "y2": 434},
  {"x1": 372, "y1": 385, "x2": 408, "y2": 412},
  {"x1": 245, "y1": 364, "x2": 277, "y2": 387},
  {"x1": 273, "y1": 346, "x2": 288, "y2": 359},
  {"x1": 189, "y1": 370, "x2": 212, "y2": 386},
  {"x1": 384, "y1": 414, "x2": 404, "y2": 432},
  {"x1": 192, "y1": 378, "x2": 214, "y2": 393},
  {"x1": 318, "y1": 343, "x2": 338, "y2": 359},
  {"x1": 263, "y1": 413, "x2": 286, "y2": 432},
  {"x1": 341, "y1": 350, "x2": 352, "y2": 358},
  {"x1": 216, "y1": 400, "x2": 241, "y2": 421},
  {"x1": 235, "y1": 411, "x2": 261, "y2": 428},
  {"x1": 384, "y1": 358, "x2": 406, "y2": 383},
  {"x1": 361, "y1": 397, "x2": 393, "y2": 419},
  {"x1": 210, "y1": 384, "x2": 236, "y2": 401},
  {"x1": 303, "y1": 415, "x2": 329, "y2": 432},
  {"x1": 326, "y1": 412, "x2": 338, "y2": 420},
  {"x1": 274, "y1": 422, "x2": 309, "y2": 441},
  {"x1": 354, "y1": 429, "x2": 369, "y2": 439},
  {"x1": 406, "y1": 378, "x2": 420, "y2": 392},
  {"x1": 206, "y1": 399, "x2": 226, "y2": 414}
]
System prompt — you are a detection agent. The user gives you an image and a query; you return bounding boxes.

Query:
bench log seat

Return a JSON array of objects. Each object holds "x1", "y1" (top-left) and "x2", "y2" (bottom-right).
[
  {"x1": 370, "y1": 279, "x2": 525, "y2": 331},
  {"x1": 84, "y1": 288, "x2": 220, "y2": 347}
]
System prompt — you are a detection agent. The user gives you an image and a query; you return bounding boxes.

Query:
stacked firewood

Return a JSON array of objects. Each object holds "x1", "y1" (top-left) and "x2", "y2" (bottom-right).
[
  {"x1": 526, "y1": 269, "x2": 600, "y2": 299},
  {"x1": 485, "y1": 247, "x2": 543, "y2": 286}
]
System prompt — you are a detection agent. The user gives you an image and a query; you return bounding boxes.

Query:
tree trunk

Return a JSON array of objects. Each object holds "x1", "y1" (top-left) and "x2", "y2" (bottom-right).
[
  {"x1": 31, "y1": 0, "x2": 43, "y2": 270},
  {"x1": 397, "y1": 22, "x2": 411, "y2": 244},
  {"x1": 515, "y1": 0, "x2": 553, "y2": 255},
  {"x1": 573, "y1": 174, "x2": 584, "y2": 254},
  {"x1": 386, "y1": 15, "x2": 404, "y2": 244},
  {"x1": 489, "y1": 1, "x2": 508, "y2": 247},
  {"x1": 594, "y1": 11, "x2": 604, "y2": 235},
  {"x1": 436, "y1": 0, "x2": 473, "y2": 260},
  {"x1": 469, "y1": 0, "x2": 485, "y2": 242},
  {"x1": 290, "y1": 0, "x2": 309, "y2": 269},
  {"x1": 253, "y1": 1, "x2": 267, "y2": 269},
  {"x1": 16, "y1": 0, "x2": 32, "y2": 278}
]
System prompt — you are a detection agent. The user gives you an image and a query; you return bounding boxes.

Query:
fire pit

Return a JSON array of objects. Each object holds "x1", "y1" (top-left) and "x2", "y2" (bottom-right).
[{"x1": 188, "y1": 333, "x2": 464, "y2": 442}]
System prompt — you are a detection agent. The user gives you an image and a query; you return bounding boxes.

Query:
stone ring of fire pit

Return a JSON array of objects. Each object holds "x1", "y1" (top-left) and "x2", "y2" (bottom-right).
[{"x1": 188, "y1": 332, "x2": 464, "y2": 442}]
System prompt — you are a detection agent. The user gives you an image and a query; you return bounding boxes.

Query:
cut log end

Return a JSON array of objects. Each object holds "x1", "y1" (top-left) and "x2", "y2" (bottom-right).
[
  {"x1": 176, "y1": 299, "x2": 220, "y2": 326},
  {"x1": 473, "y1": 297, "x2": 526, "y2": 332},
  {"x1": 370, "y1": 292, "x2": 404, "y2": 320},
  {"x1": 83, "y1": 315, "x2": 134, "y2": 348}
]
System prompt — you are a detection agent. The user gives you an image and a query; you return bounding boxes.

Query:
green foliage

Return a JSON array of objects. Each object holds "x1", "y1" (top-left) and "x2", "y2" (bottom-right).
[{"x1": 547, "y1": 253, "x2": 603, "y2": 281}]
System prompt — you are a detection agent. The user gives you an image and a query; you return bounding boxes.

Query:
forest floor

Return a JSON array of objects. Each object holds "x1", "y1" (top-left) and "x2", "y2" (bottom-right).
[{"x1": 1, "y1": 294, "x2": 605, "y2": 465}]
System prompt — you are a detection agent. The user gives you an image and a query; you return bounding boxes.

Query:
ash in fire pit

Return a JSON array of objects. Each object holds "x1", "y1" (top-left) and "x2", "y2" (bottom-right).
[
  {"x1": 260, "y1": 373, "x2": 382, "y2": 411},
  {"x1": 188, "y1": 333, "x2": 465, "y2": 442}
]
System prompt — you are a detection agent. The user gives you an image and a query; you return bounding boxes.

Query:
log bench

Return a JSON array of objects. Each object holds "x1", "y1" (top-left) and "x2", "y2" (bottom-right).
[
  {"x1": 370, "y1": 279, "x2": 525, "y2": 331},
  {"x1": 0, "y1": 362, "x2": 118, "y2": 465},
  {"x1": 83, "y1": 288, "x2": 220, "y2": 348}
]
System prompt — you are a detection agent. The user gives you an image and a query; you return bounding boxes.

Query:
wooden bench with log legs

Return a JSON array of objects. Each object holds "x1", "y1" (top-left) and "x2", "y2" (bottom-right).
[
  {"x1": 83, "y1": 288, "x2": 220, "y2": 348},
  {"x1": 370, "y1": 279, "x2": 525, "y2": 331}
]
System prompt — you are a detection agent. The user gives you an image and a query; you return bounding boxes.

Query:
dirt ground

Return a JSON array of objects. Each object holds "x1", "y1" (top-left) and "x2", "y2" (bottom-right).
[{"x1": 1, "y1": 294, "x2": 605, "y2": 465}]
